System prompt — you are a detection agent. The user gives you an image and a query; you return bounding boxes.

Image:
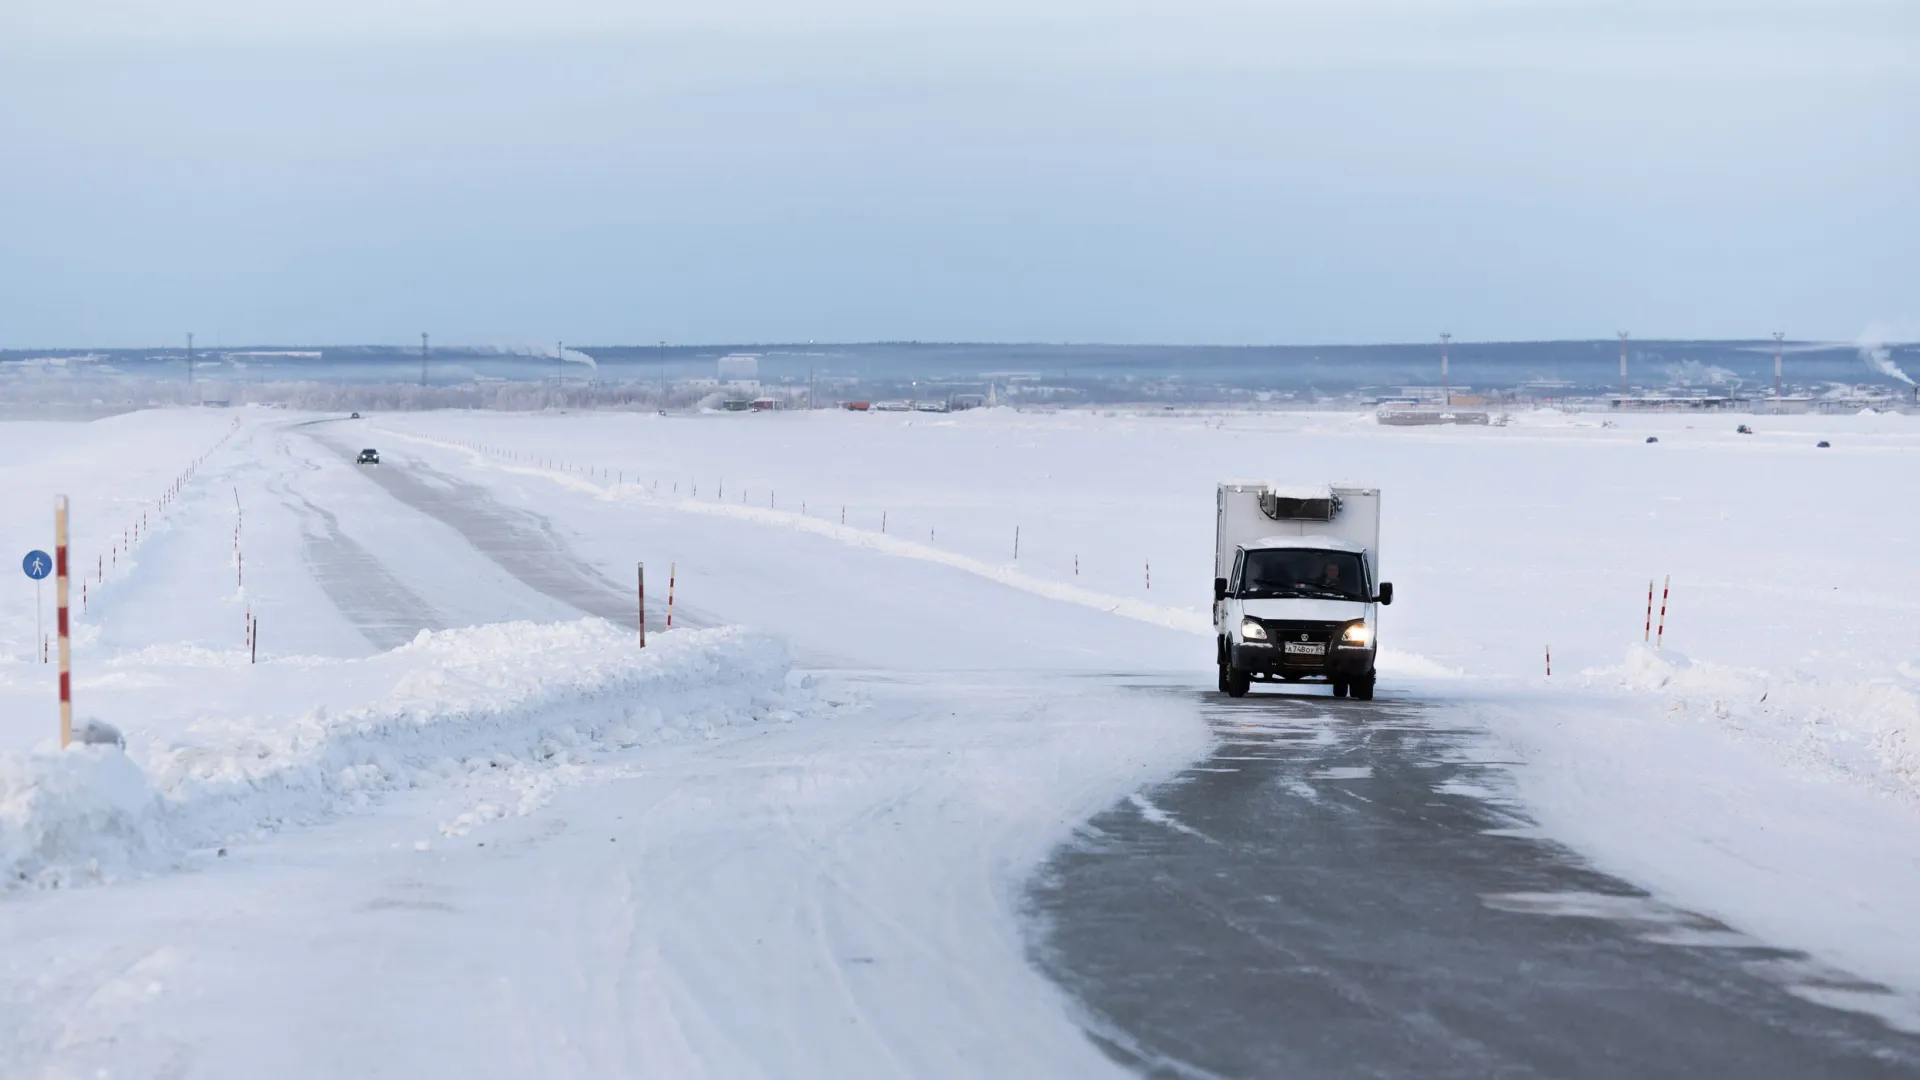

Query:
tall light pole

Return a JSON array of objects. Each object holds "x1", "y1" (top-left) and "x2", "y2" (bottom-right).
[
  {"x1": 420, "y1": 332, "x2": 430, "y2": 388},
  {"x1": 1772, "y1": 331, "x2": 1784, "y2": 398},
  {"x1": 186, "y1": 332, "x2": 194, "y2": 385},
  {"x1": 1618, "y1": 331, "x2": 1629, "y2": 404},
  {"x1": 1439, "y1": 332, "x2": 1451, "y2": 404}
]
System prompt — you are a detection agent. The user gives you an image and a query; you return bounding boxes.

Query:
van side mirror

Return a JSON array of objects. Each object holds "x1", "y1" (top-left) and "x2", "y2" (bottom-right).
[
  {"x1": 1376, "y1": 582, "x2": 1394, "y2": 606},
  {"x1": 1213, "y1": 578, "x2": 1228, "y2": 603}
]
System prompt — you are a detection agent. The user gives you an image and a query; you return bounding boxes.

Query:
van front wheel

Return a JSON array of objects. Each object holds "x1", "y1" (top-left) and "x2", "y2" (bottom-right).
[
  {"x1": 1353, "y1": 677, "x2": 1376, "y2": 702},
  {"x1": 1226, "y1": 666, "x2": 1250, "y2": 698}
]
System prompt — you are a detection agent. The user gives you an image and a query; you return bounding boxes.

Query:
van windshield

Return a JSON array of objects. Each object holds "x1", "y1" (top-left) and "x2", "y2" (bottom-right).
[{"x1": 1236, "y1": 548, "x2": 1368, "y2": 602}]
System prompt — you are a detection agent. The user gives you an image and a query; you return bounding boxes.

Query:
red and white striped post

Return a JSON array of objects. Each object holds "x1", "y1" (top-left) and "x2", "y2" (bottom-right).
[
  {"x1": 1657, "y1": 575, "x2": 1670, "y2": 649},
  {"x1": 637, "y1": 562, "x2": 646, "y2": 648},
  {"x1": 55, "y1": 496, "x2": 72, "y2": 748},
  {"x1": 1146, "y1": 559, "x2": 1151, "y2": 590},
  {"x1": 1546, "y1": 645, "x2": 1552, "y2": 677},
  {"x1": 1644, "y1": 580, "x2": 1653, "y2": 643},
  {"x1": 667, "y1": 562, "x2": 676, "y2": 628}
]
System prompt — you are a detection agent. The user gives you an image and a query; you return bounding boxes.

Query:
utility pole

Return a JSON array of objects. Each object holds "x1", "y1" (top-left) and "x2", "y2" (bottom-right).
[
  {"x1": 1618, "y1": 331, "x2": 1629, "y2": 404},
  {"x1": 1772, "y1": 331, "x2": 1785, "y2": 398},
  {"x1": 1439, "y1": 332, "x2": 1451, "y2": 405},
  {"x1": 420, "y1": 332, "x2": 430, "y2": 388},
  {"x1": 556, "y1": 341, "x2": 564, "y2": 384},
  {"x1": 186, "y1": 332, "x2": 194, "y2": 385}
]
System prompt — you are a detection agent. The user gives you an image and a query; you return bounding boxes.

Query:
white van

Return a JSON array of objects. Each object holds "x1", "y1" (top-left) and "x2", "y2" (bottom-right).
[{"x1": 1213, "y1": 482, "x2": 1392, "y2": 700}]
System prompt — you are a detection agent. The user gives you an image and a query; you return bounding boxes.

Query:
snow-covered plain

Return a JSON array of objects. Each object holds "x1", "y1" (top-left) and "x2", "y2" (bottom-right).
[{"x1": 1, "y1": 403, "x2": 1916, "y2": 1072}]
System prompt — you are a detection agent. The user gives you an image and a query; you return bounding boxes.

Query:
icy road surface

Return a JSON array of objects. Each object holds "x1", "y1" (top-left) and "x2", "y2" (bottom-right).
[{"x1": 1031, "y1": 689, "x2": 1920, "y2": 1077}]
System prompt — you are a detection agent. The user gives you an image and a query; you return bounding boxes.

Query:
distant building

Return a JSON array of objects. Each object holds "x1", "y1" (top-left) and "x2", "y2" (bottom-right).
[
  {"x1": 1608, "y1": 393, "x2": 1736, "y2": 411},
  {"x1": 717, "y1": 354, "x2": 759, "y2": 382}
]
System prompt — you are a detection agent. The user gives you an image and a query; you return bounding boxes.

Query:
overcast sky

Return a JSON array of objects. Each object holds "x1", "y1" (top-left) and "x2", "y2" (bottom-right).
[{"x1": 1, "y1": 1, "x2": 1913, "y2": 347}]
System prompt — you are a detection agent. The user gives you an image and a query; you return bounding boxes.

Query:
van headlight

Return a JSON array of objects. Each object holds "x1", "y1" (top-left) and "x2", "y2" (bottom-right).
[
  {"x1": 1341, "y1": 622, "x2": 1372, "y2": 646},
  {"x1": 1240, "y1": 618, "x2": 1268, "y2": 641}
]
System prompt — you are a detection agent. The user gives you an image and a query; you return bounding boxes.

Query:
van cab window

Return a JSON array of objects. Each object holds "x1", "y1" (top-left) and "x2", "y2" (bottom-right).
[{"x1": 1236, "y1": 549, "x2": 1368, "y2": 602}]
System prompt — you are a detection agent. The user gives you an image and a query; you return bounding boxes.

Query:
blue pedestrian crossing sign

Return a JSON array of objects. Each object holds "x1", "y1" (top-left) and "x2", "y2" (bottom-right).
[{"x1": 22, "y1": 551, "x2": 52, "y2": 580}]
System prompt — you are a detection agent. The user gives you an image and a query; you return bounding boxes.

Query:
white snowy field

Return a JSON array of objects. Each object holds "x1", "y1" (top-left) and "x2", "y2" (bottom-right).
[{"x1": 0, "y1": 403, "x2": 1916, "y2": 1072}]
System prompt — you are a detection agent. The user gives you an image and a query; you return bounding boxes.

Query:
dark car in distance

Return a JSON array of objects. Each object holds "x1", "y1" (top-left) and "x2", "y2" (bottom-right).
[{"x1": 357, "y1": 449, "x2": 380, "y2": 465}]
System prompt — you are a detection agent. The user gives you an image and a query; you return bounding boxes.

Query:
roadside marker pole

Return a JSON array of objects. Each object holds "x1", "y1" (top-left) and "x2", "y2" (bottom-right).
[
  {"x1": 1546, "y1": 646, "x2": 1552, "y2": 677},
  {"x1": 638, "y1": 562, "x2": 646, "y2": 648},
  {"x1": 55, "y1": 497, "x2": 71, "y2": 748},
  {"x1": 882, "y1": 511, "x2": 887, "y2": 534},
  {"x1": 1074, "y1": 554, "x2": 1079, "y2": 576},
  {"x1": 1013, "y1": 526, "x2": 1019, "y2": 560},
  {"x1": 1146, "y1": 559, "x2": 1151, "y2": 590},
  {"x1": 667, "y1": 563, "x2": 675, "y2": 629},
  {"x1": 35, "y1": 579, "x2": 42, "y2": 664},
  {"x1": 1644, "y1": 580, "x2": 1653, "y2": 642},
  {"x1": 1657, "y1": 576, "x2": 1670, "y2": 649},
  {"x1": 251, "y1": 618, "x2": 258, "y2": 664}
]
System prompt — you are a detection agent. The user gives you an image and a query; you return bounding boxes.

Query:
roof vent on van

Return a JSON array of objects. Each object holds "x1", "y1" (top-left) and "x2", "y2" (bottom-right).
[{"x1": 1260, "y1": 485, "x2": 1341, "y2": 522}]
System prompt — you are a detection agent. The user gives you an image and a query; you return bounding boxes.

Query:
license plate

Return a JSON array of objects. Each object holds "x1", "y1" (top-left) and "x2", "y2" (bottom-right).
[{"x1": 1283, "y1": 641, "x2": 1326, "y2": 656}]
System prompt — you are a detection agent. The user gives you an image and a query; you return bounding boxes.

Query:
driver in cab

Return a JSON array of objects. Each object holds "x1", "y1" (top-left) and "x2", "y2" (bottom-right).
[{"x1": 1304, "y1": 558, "x2": 1345, "y2": 592}]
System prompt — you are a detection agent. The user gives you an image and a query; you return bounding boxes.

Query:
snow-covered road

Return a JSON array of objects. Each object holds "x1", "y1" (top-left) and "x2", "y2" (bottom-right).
[
  {"x1": 1, "y1": 675, "x2": 1204, "y2": 1078},
  {"x1": 0, "y1": 414, "x2": 1209, "y2": 1078}
]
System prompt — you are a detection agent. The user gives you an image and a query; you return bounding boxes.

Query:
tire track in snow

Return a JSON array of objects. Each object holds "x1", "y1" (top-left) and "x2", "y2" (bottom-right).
[
  {"x1": 268, "y1": 430, "x2": 445, "y2": 650},
  {"x1": 304, "y1": 425, "x2": 699, "y2": 632}
]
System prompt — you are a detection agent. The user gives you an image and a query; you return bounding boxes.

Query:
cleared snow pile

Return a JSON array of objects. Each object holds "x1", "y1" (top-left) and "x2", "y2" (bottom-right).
[
  {"x1": 1, "y1": 620, "x2": 816, "y2": 889},
  {"x1": 1586, "y1": 643, "x2": 1919, "y2": 799}
]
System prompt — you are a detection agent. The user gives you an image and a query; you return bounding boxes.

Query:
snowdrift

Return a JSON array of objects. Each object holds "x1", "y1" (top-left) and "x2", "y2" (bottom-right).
[
  {"x1": 1, "y1": 620, "x2": 811, "y2": 889},
  {"x1": 1587, "y1": 643, "x2": 1919, "y2": 800}
]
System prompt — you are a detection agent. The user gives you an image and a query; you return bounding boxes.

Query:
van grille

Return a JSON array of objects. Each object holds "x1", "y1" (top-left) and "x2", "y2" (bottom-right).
[{"x1": 1253, "y1": 620, "x2": 1345, "y2": 664}]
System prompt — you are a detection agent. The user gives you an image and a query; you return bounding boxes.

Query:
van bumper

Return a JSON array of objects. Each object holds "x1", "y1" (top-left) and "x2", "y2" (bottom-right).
[{"x1": 1231, "y1": 641, "x2": 1376, "y2": 680}]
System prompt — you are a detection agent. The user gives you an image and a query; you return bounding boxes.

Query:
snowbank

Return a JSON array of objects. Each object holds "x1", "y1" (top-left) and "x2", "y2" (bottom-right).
[
  {"x1": 1586, "y1": 643, "x2": 1919, "y2": 799},
  {"x1": 0, "y1": 620, "x2": 811, "y2": 889}
]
